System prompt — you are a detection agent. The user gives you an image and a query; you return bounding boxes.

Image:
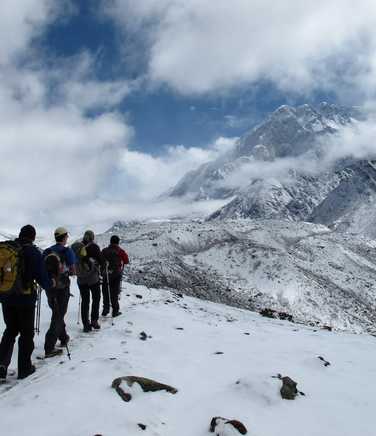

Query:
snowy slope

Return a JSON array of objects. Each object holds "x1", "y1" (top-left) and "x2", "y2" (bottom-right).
[
  {"x1": 1, "y1": 281, "x2": 376, "y2": 436},
  {"x1": 98, "y1": 219, "x2": 376, "y2": 333}
]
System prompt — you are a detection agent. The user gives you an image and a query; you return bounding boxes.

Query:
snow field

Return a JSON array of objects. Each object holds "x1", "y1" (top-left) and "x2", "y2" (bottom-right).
[{"x1": 1, "y1": 280, "x2": 376, "y2": 436}]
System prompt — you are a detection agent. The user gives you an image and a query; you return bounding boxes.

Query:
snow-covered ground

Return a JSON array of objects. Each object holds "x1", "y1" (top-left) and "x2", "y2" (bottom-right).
[
  {"x1": 1, "y1": 279, "x2": 376, "y2": 436},
  {"x1": 98, "y1": 219, "x2": 376, "y2": 333}
]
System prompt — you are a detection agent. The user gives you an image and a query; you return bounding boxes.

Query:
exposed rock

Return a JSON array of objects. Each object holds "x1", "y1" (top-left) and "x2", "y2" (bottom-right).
[
  {"x1": 139, "y1": 331, "x2": 148, "y2": 341},
  {"x1": 137, "y1": 423, "x2": 147, "y2": 430},
  {"x1": 112, "y1": 376, "x2": 178, "y2": 403},
  {"x1": 209, "y1": 417, "x2": 247, "y2": 435},
  {"x1": 275, "y1": 375, "x2": 305, "y2": 400},
  {"x1": 260, "y1": 308, "x2": 293, "y2": 322},
  {"x1": 111, "y1": 378, "x2": 132, "y2": 402}
]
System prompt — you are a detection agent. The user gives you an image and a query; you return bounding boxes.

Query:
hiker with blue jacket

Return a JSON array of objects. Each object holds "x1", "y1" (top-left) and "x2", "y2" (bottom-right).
[
  {"x1": 43, "y1": 227, "x2": 76, "y2": 358},
  {"x1": 0, "y1": 225, "x2": 51, "y2": 380}
]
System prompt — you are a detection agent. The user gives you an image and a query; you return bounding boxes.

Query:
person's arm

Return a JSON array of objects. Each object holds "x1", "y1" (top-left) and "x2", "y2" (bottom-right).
[
  {"x1": 119, "y1": 248, "x2": 129, "y2": 265},
  {"x1": 31, "y1": 247, "x2": 53, "y2": 290},
  {"x1": 65, "y1": 247, "x2": 77, "y2": 276}
]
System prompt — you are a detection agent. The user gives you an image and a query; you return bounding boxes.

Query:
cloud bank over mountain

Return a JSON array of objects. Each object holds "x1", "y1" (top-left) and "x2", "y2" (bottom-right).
[{"x1": 2, "y1": 1, "x2": 376, "y2": 234}]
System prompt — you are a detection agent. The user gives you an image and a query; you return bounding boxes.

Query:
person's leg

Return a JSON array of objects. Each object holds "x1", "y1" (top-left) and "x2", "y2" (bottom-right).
[
  {"x1": 17, "y1": 304, "x2": 35, "y2": 378},
  {"x1": 101, "y1": 279, "x2": 110, "y2": 316},
  {"x1": 0, "y1": 304, "x2": 19, "y2": 376},
  {"x1": 90, "y1": 282, "x2": 101, "y2": 324},
  {"x1": 110, "y1": 275, "x2": 121, "y2": 316},
  {"x1": 79, "y1": 284, "x2": 90, "y2": 330},
  {"x1": 44, "y1": 294, "x2": 60, "y2": 353},
  {"x1": 57, "y1": 288, "x2": 70, "y2": 343}
]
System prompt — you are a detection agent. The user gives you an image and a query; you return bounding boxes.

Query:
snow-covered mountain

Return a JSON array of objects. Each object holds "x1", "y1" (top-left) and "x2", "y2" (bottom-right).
[
  {"x1": 169, "y1": 103, "x2": 360, "y2": 200},
  {"x1": 1, "y1": 281, "x2": 376, "y2": 436},
  {"x1": 98, "y1": 219, "x2": 376, "y2": 334},
  {"x1": 168, "y1": 103, "x2": 375, "y2": 234}
]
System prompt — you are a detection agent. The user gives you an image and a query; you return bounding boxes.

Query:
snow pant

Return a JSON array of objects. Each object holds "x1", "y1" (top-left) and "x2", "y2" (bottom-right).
[
  {"x1": 102, "y1": 274, "x2": 121, "y2": 315},
  {"x1": 78, "y1": 281, "x2": 101, "y2": 328},
  {"x1": 44, "y1": 288, "x2": 70, "y2": 354},
  {"x1": 0, "y1": 302, "x2": 35, "y2": 377}
]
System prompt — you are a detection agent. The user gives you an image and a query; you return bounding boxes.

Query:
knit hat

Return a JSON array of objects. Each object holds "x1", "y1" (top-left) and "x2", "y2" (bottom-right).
[
  {"x1": 110, "y1": 235, "x2": 120, "y2": 245},
  {"x1": 19, "y1": 224, "x2": 36, "y2": 241},
  {"x1": 83, "y1": 230, "x2": 95, "y2": 243}
]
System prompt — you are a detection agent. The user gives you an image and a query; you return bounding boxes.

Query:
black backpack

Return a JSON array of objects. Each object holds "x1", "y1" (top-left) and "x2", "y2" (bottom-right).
[
  {"x1": 104, "y1": 246, "x2": 122, "y2": 275},
  {"x1": 44, "y1": 247, "x2": 70, "y2": 289}
]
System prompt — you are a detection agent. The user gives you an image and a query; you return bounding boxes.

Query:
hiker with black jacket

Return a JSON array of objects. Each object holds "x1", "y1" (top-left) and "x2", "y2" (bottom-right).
[
  {"x1": 0, "y1": 225, "x2": 52, "y2": 380},
  {"x1": 75, "y1": 230, "x2": 106, "y2": 332},
  {"x1": 43, "y1": 227, "x2": 76, "y2": 358},
  {"x1": 101, "y1": 235, "x2": 129, "y2": 317}
]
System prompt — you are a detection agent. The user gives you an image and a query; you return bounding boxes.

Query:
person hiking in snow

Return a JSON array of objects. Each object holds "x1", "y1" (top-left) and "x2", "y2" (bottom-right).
[
  {"x1": 74, "y1": 230, "x2": 105, "y2": 333},
  {"x1": 0, "y1": 225, "x2": 52, "y2": 380},
  {"x1": 101, "y1": 235, "x2": 129, "y2": 318},
  {"x1": 43, "y1": 227, "x2": 76, "y2": 358}
]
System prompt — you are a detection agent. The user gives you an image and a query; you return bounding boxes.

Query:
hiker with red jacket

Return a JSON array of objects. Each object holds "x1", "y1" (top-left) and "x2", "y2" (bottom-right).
[
  {"x1": 101, "y1": 235, "x2": 129, "y2": 317},
  {"x1": 0, "y1": 225, "x2": 51, "y2": 380}
]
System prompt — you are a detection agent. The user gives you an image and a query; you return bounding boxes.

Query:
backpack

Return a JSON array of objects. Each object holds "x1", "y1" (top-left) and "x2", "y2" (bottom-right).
[
  {"x1": 104, "y1": 246, "x2": 122, "y2": 275},
  {"x1": 44, "y1": 247, "x2": 70, "y2": 289},
  {"x1": 71, "y1": 241, "x2": 99, "y2": 285},
  {"x1": 0, "y1": 240, "x2": 26, "y2": 296}
]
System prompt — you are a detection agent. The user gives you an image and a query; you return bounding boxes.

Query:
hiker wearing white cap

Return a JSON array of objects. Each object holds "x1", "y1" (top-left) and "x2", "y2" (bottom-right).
[{"x1": 43, "y1": 227, "x2": 76, "y2": 358}]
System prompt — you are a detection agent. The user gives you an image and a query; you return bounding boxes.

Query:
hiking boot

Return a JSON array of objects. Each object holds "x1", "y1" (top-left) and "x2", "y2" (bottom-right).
[
  {"x1": 45, "y1": 349, "x2": 63, "y2": 359},
  {"x1": 59, "y1": 335, "x2": 70, "y2": 347},
  {"x1": 112, "y1": 311, "x2": 122, "y2": 318},
  {"x1": 18, "y1": 365, "x2": 36, "y2": 380},
  {"x1": 83, "y1": 324, "x2": 92, "y2": 333},
  {"x1": 91, "y1": 320, "x2": 101, "y2": 330},
  {"x1": 101, "y1": 309, "x2": 109, "y2": 316},
  {"x1": 0, "y1": 365, "x2": 7, "y2": 380}
]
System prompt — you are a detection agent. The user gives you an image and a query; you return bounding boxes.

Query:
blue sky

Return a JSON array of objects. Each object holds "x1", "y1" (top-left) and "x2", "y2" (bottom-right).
[
  {"x1": 35, "y1": 1, "x2": 336, "y2": 154},
  {"x1": 1, "y1": 0, "x2": 376, "y2": 233}
]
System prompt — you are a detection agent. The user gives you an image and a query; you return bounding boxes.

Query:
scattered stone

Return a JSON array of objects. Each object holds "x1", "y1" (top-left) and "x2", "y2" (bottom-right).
[
  {"x1": 152, "y1": 243, "x2": 158, "y2": 247},
  {"x1": 273, "y1": 374, "x2": 305, "y2": 400},
  {"x1": 112, "y1": 376, "x2": 178, "y2": 402},
  {"x1": 322, "y1": 325, "x2": 333, "y2": 331},
  {"x1": 139, "y1": 332, "x2": 148, "y2": 341},
  {"x1": 175, "y1": 327, "x2": 184, "y2": 330},
  {"x1": 280, "y1": 376, "x2": 298, "y2": 400},
  {"x1": 137, "y1": 423, "x2": 147, "y2": 430},
  {"x1": 135, "y1": 294, "x2": 143, "y2": 299},
  {"x1": 318, "y1": 356, "x2": 331, "y2": 367},
  {"x1": 214, "y1": 351, "x2": 224, "y2": 355},
  {"x1": 244, "y1": 332, "x2": 250, "y2": 335},
  {"x1": 209, "y1": 417, "x2": 247, "y2": 435}
]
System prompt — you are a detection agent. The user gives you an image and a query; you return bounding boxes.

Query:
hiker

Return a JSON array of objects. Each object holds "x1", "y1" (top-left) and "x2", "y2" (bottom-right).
[
  {"x1": 0, "y1": 225, "x2": 51, "y2": 380},
  {"x1": 43, "y1": 227, "x2": 76, "y2": 358},
  {"x1": 101, "y1": 235, "x2": 129, "y2": 317},
  {"x1": 74, "y1": 230, "x2": 105, "y2": 332}
]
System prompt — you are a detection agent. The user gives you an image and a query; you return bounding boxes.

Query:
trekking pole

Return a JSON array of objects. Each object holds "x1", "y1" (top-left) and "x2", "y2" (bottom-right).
[
  {"x1": 35, "y1": 286, "x2": 41, "y2": 335},
  {"x1": 65, "y1": 342, "x2": 71, "y2": 360},
  {"x1": 77, "y1": 294, "x2": 81, "y2": 325}
]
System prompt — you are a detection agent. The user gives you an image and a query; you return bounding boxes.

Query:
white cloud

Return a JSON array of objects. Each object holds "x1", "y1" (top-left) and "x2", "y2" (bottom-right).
[
  {"x1": 0, "y1": 1, "x2": 133, "y2": 233},
  {"x1": 105, "y1": 0, "x2": 376, "y2": 99},
  {"x1": 117, "y1": 136, "x2": 237, "y2": 201}
]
